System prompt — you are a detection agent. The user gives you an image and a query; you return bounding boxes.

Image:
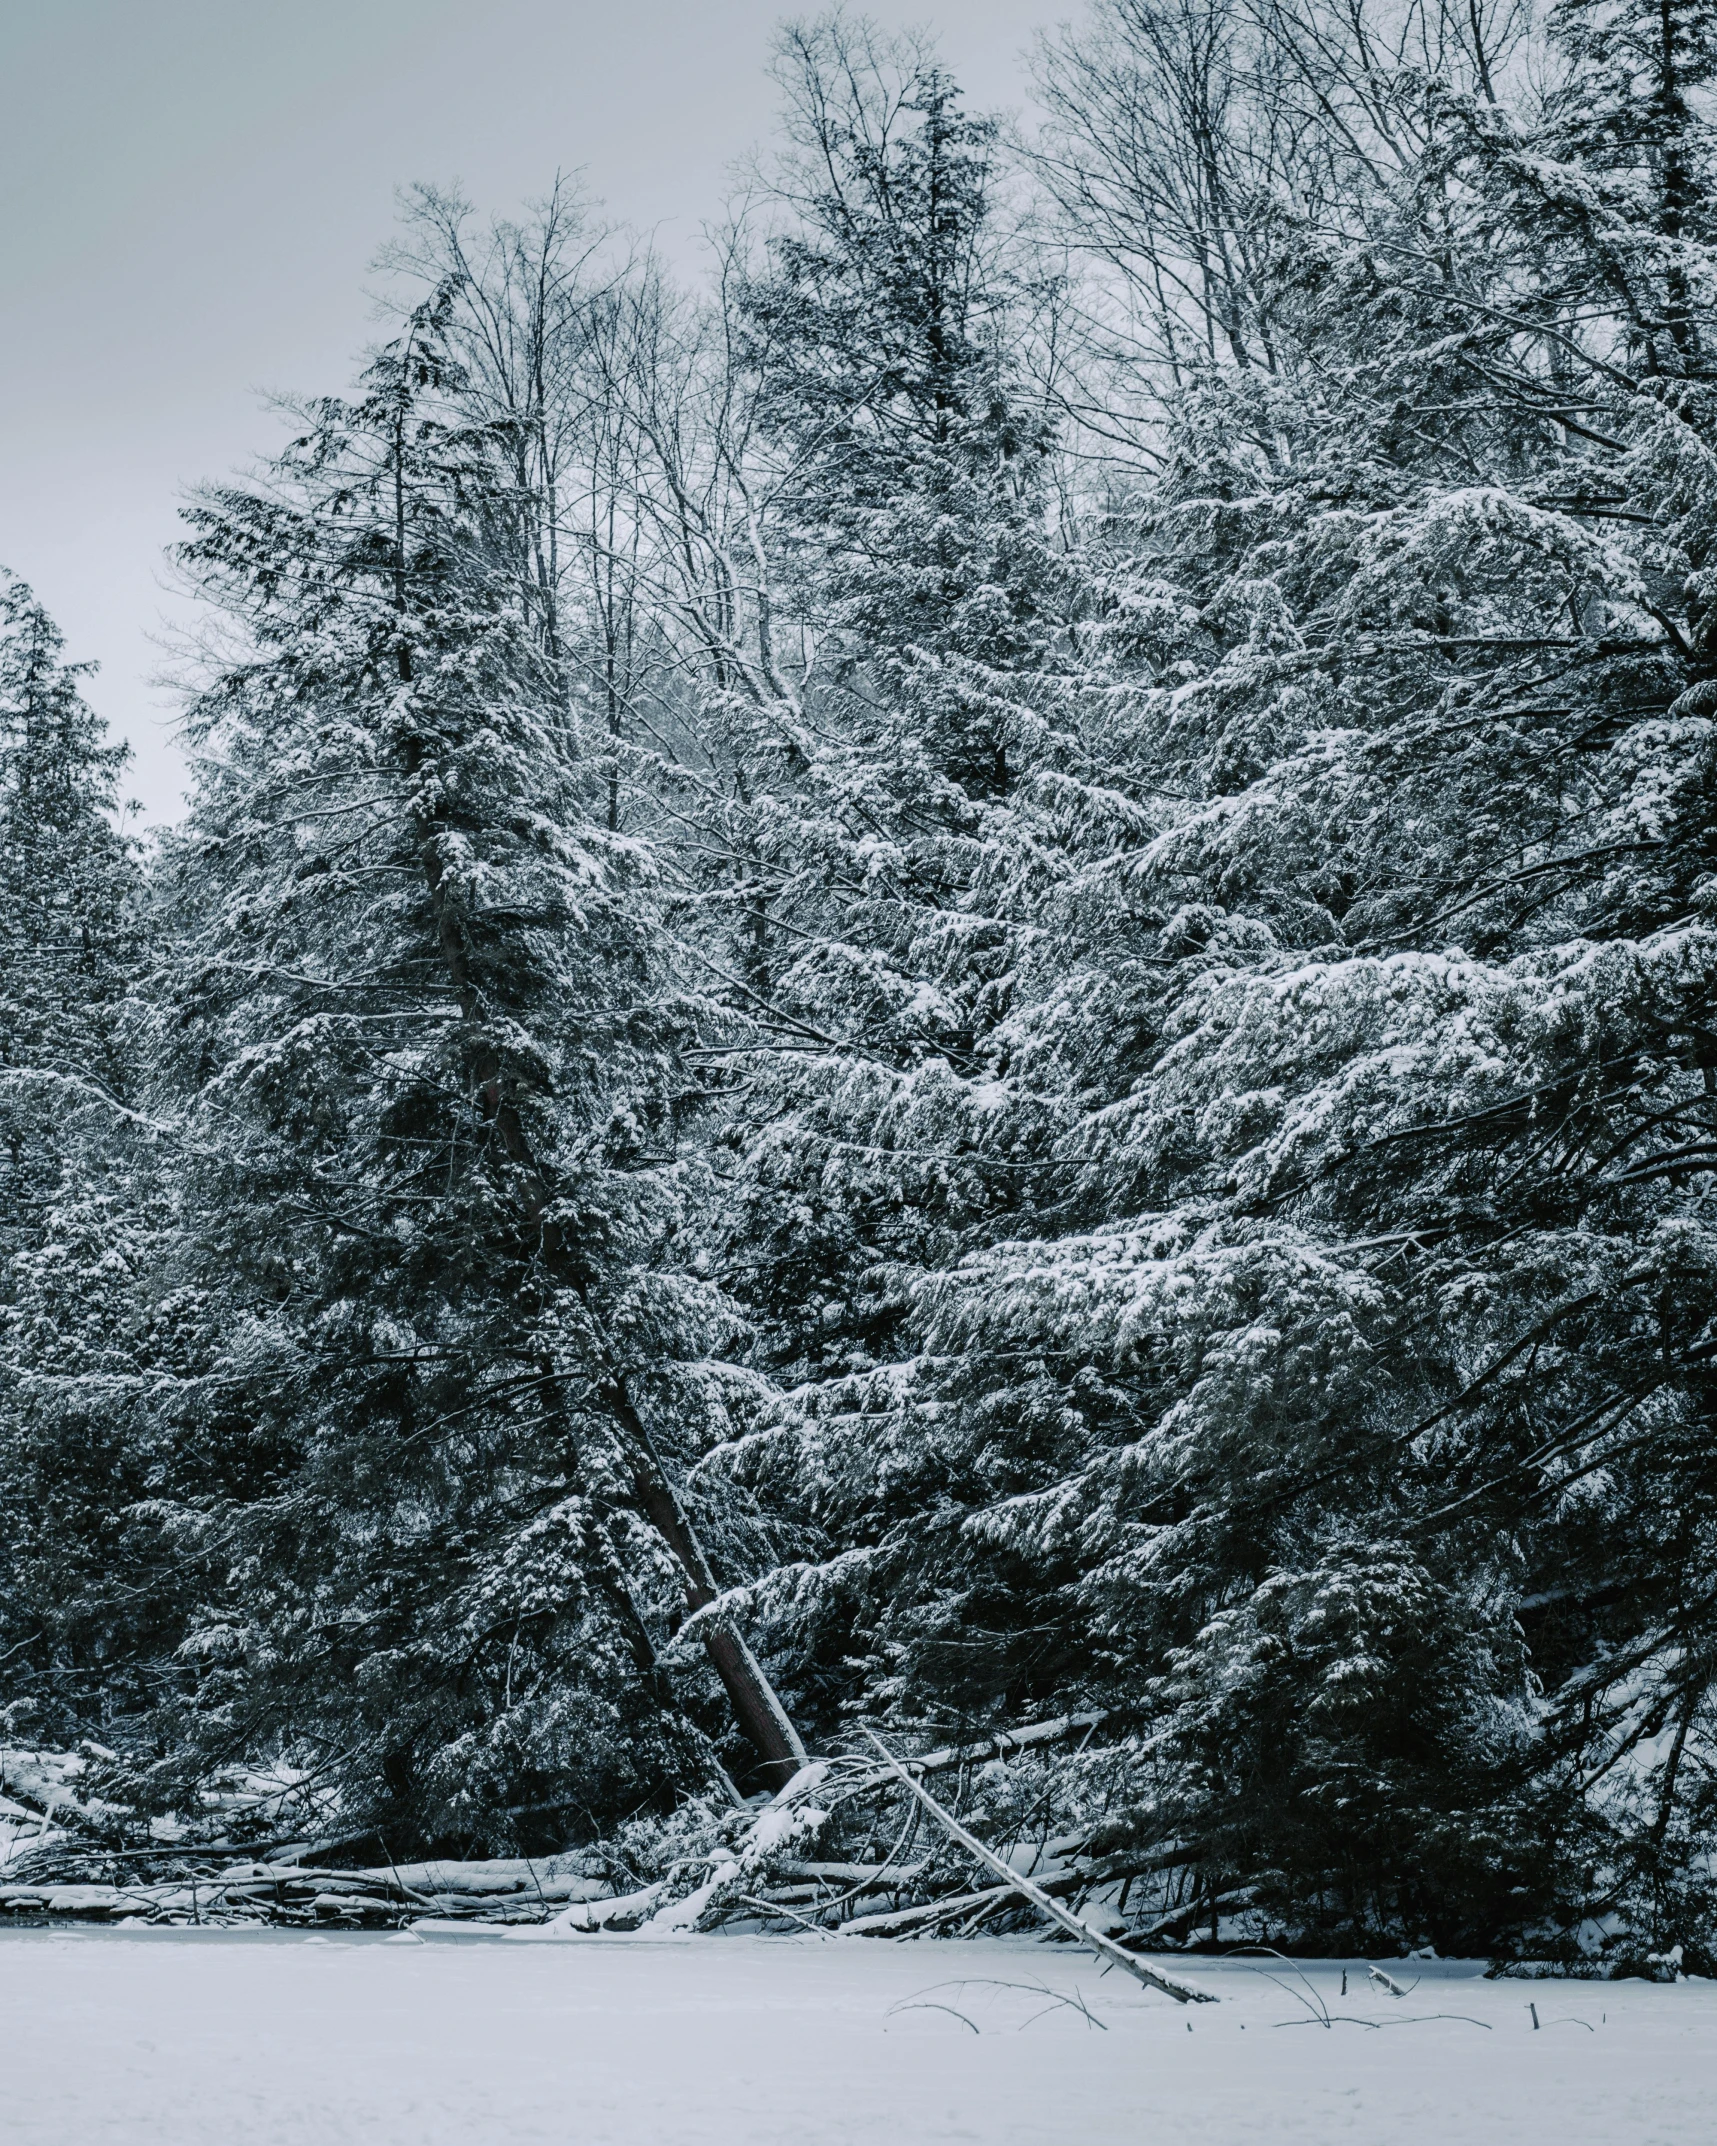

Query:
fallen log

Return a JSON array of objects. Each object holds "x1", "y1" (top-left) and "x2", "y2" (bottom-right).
[
  {"x1": 311, "y1": 1893, "x2": 397, "y2": 1919},
  {"x1": 842, "y1": 1885, "x2": 1020, "y2": 1937},
  {"x1": 5, "y1": 1835, "x2": 308, "y2": 1865},
  {"x1": 537, "y1": 1880, "x2": 670, "y2": 1933},
  {"x1": 773, "y1": 1859, "x2": 930, "y2": 1887},
  {"x1": 904, "y1": 1712, "x2": 1109, "y2": 1777},
  {"x1": 1118, "y1": 1887, "x2": 1255, "y2": 1950}
]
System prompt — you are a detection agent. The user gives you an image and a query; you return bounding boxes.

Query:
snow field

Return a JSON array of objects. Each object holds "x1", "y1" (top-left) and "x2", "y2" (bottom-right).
[{"x1": 0, "y1": 1934, "x2": 1712, "y2": 2144}]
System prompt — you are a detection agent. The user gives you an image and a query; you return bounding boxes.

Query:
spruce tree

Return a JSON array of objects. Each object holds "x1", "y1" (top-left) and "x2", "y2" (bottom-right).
[
  {"x1": 0, "y1": 570, "x2": 134, "y2": 1201},
  {"x1": 662, "y1": 25, "x2": 1095, "y2": 1746},
  {"x1": 153, "y1": 301, "x2": 800, "y2": 1845},
  {"x1": 0, "y1": 573, "x2": 155, "y2": 1744},
  {"x1": 718, "y1": 0, "x2": 1717, "y2": 1950}
]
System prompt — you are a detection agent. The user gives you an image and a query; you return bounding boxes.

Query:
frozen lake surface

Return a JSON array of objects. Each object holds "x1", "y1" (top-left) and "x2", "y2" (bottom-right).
[{"x1": 0, "y1": 1929, "x2": 1711, "y2": 2143}]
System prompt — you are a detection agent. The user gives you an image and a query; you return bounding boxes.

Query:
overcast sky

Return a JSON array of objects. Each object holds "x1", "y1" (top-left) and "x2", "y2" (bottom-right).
[{"x1": 0, "y1": 0, "x2": 1054, "y2": 823}]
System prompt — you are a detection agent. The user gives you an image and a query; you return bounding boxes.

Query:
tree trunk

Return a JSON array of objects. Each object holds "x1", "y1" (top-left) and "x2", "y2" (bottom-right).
[
  {"x1": 405, "y1": 761, "x2": 806, "y2": 1784},
  {"x1": 613, "y1": 1383, "x2": 806, "y2": 1785}
]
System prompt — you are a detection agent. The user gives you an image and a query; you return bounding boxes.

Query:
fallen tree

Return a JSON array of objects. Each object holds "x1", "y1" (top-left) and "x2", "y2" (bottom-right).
[{"x1": 0, "y1": 1716, "x2": 1222, "y2": 1958}]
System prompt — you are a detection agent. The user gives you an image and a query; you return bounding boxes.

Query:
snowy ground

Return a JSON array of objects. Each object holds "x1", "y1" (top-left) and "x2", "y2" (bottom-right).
[{"x1": 0, "y1": 1931, "x2": 1710, "y2": 2144}]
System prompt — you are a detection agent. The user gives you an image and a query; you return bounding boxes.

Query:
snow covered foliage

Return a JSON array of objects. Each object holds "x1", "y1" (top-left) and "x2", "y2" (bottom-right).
[
  {"x1": 694, "y1": 0, "x2": 1717, "y2": 1954},
  {"x1": 0, "y1": 575, "x2": 161, "y2": 1747},
  {"x1": 6, "y1": 0, "x2": 1717, "y2": 1963},
  {"x1": 142, "y1": 298, "x2": 801, "y2": 1842}
]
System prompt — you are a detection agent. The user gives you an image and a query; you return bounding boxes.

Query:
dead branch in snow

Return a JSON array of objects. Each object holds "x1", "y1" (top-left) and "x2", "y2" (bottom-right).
[
  {"x1": 842, "y1": 1884, "x2": 1022, "y2": 1937},
  {"x1": 862, "y1": 1732, "x2": 1215, "y2": 2004},
  {"x1": 1, "y1": 1713, "x2": 1209, "y2": 1945},
  {"x1": 896, "y1": 1712, "x2": 1110, "y2": 1777}
]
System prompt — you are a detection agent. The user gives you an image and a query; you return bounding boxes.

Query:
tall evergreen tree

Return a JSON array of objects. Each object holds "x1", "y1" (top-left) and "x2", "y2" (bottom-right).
[
  {"x1": 645, "y1": 23, "x2": 1104, "y2": 1748},
  {"x1": 716, "y1": 0, "x2": 1717, "y2": 1952},
  {"x1": 150, "y1": 300, "x2": 800, "y2": 1845},
  {"x1": 0, "y1": 573, "x2": 155, "y2": 1743},
  {"x1": 0, "y1": 570, "x2": 134, "y2": 1198}
]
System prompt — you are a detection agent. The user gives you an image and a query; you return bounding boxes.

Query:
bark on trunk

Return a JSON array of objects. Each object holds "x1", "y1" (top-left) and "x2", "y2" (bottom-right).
[{"x1": 617, "y1": 1397, "x2": 806, "y2": 1785}]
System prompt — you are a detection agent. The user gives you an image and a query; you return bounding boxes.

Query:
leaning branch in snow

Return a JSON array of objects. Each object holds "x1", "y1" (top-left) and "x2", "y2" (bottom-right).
[
  {"x1": 863, "y1": 1732, "x2": 1215, "y2": 2005},
  {"x1": 531, "y1": 1761, "x2": 835, "y2": 1940}
]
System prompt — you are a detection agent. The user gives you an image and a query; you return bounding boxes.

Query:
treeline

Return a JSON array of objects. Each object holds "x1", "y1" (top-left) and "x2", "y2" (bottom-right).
[{"x1": 6, "y1": 0, "x2": 1717, "y2": 1958}]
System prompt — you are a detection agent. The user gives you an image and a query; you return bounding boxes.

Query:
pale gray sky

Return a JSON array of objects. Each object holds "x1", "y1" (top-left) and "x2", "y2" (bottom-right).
[{"x1": 0, "y1": 0, "x2": 1055, "y2": 823}]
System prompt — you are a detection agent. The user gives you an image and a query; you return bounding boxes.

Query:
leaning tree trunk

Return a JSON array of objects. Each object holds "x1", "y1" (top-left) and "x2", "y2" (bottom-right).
[
  {"x1": 609, "y1": 1377, "x2": 807, "y2": 1783},
  {"x1": 407, "y1": 757, "x2": 806, "y2": 1785}
]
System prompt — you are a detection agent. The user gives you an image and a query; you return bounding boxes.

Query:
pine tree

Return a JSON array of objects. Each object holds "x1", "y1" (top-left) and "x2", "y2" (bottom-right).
[
  {"x1": 717, "y1": 0, "x2": 1717, "y2": 1949},
  {"x1": 715, "y1": 24, "x2": 1075, "y2": 1350},
  {"x1": 151, "y1": 300, "x2": 800, "y2": 1845},
  {"x1": 0, "y1": 572, "x2": 157, "y2": 1745},
  {"x1": 0, "y1": 570, "x2": 134, "y2": 1201},
  {"x1": 641, "y1": 24, "x2": 1107, "y2": 1749}
]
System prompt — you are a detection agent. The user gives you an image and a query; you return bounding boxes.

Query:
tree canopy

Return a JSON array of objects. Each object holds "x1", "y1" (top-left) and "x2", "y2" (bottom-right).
[{"x1": 6, "y1": 0, "x2": 1717, "y2": 1962}]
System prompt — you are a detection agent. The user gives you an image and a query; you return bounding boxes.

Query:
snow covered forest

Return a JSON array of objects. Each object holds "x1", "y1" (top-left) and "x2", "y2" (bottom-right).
[{"x1": 6, "y1": 0, "x2": 1717, "y2": 1968}]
